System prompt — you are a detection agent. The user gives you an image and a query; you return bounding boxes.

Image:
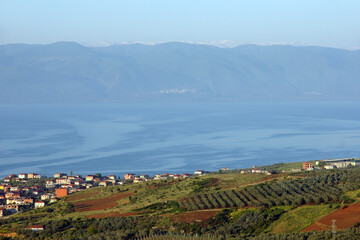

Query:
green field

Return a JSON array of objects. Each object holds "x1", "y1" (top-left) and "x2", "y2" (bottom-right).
[
  {"x1": 266, "y1": 205, "x2": 336, "y2": 233},
  {"x1": 3, "y1": 164, "x2": 360, "y2": 240}
]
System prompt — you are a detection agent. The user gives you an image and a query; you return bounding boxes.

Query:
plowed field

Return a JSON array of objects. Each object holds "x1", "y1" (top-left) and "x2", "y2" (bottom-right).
[
  {"x1": 302, "y1": 202, "x2": 360, "y2": 232},
  {"x1": 73, "y1": 192, "x2": 133, "y2": 212},
  {"x1": 170, "y1": 210, "x2": 222, "y2": 223},
  {"x1": 66, "y1": 191, "x2": 100, "y2": 202}
]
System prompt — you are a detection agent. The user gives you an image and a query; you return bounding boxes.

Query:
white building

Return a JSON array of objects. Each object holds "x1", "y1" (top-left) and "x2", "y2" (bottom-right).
[
  {"x1": 18, "y1": 173, "x2": 27, "y2": 179},
  {"x1": 35, "y1": 201, "x2": 45, "y2": 208}
]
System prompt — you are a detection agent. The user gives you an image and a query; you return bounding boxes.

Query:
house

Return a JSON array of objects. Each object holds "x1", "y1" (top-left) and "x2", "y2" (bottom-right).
[
  {"x1": 5, "y1": 193, "x2": 15, "y2": 199},
  {"x1": 133, "y1": 177, "x2": 144, "y2": 183},
  {"x1": 6, "y1": 205, "x2": 19, "y2": 213},
  {"x1": 222, "y1": 167, "x2": 229, "y2": 171},
  {"x1": 0, "y1": 208, "x2": 5, "y2": 217},
  {"x1": 99, "y1": 181, "x2": 110, "y2": 187},
  {"x1": 139, "y1": 175, "x2": 149, "y2": 179},
  {"x1": 291, "y1": 168, "x2": 302, "y2": 172},
  {"x1": 10, "y1": 186, "x2": 19, "y2": 192},
  {"x1": 303, "y1": 162, "x2": 313, "y2": 170},
  {"x1": 6, "y1": 198, "x2": 25, "y2": 205},
  {"x1": 194, "y1": 170, "x2": 207, "y2": 175},
  {"x1": 41, "y1": 194, "x2": 51, "y2": 200},
  {"x1": 251, "y1": 169, "x2": 271, "y2": 175},
  {"x1": 18, "y1": 173, "x2": 27, "y2": 179},
  {"x1": 28, "y1": 173, "x2": 40, "y2": 179},
  {"x1": 32, "y1": 190, "x2": 40, "y2": 195},
  {"x1": 252, "y1": 168, "x2": 262, "y2": 173},
  {"x1": 173, "y1": 174, "x2": 182, "y2": 179},
  {"x1": 8, "y1": 174, "x2": 17, "y2": 179},
  {"x1": 86, "y1": 175, "x2": 95, "y2": 182},
  {"x1": 74, "y1": 180, "x2": 84, "y2": 186},
  {"x1": 46, "y1": 180, "x2": 55, "y2": 184},
  {"x1": 325, "y1": 165, "x2": 335, "y2": 169},
  {"x1": 56, "y1": 188, "x2": 68, "y2": 198},
  {"x1": 13, "y1": 193, "x2": 21, "y2": 199},
  {"x1": 54, "y1": 173, "x2": 67, "y2": 178},
  {"x1": 124, "y1": 173, "x2": 136, "y2": 180},
  {"x1": 23, "y1": 198, "x2": 34, "y2": 204},
  {"x1": 46, "y1": 180, "x2": 57, "y2": 189},
  {"x1": 181, "y1": 173, "x2": 193, "y2": 178},
  {"x1": 56, "y1": 178, "x2": 71, "y2": 184},
  {"x1": 35, "y1": 201, "x2": 46, "y2": 208},
  {"x1": 3, "y1": 177, "x2": 11, "y2": 183},
  {"x1": 108, "y1": 175, "x2": 117, "y2": 180},
  {"x1": 25, "y1": 225, "x2": 44, "y2": 231},
  {"x1": 154, "y1": 175, "x2": 168, "y2": 180},
  {"x1": 49, "y1": 198, "x2": 59, "y2": 203}
]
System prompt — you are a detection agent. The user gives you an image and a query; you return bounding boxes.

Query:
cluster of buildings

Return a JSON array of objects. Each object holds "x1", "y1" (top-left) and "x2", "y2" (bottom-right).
[
  {"x1": 2, "y1": 158, "x2": 358, "y2": 218},
  {"x1": 47, "y1": 173, "x2": 119, "y2": 190},
  {"x1": 0, "y1": 173, "x2": 49, "y2": 217},
  {"x1": 123, "y1": 172, "x2": 197, "y2": 183},
  {"x1": 245, "y1": 168, "x2": 272, "y2": 175},
  {"x1": 303, "y1": 158, "x2": 360, "y2": 171},
  {"x1": 0, "y1": 169, "x2": 212, "y2": 217}
]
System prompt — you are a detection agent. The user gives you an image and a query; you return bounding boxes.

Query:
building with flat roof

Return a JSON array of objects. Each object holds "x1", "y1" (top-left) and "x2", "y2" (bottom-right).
[
  {"x1": 56, "y1": 188, "x2": 68, "y2": 198},
  {"x1": 303, "y1": 162, "x2": 313, "y2": 170}
]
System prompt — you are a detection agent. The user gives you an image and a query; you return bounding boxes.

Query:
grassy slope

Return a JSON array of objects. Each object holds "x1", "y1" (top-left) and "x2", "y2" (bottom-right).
[
  {"x1": 4, "y1": 162, "x2": 358, "y2": 236},
  {"x1": 266, "y1": 205, "x2": 336, "y2": 233},
  {"x1": 345, "y1": 189, "x2": 360, "y2": 199},
  {"x1": 65, "y1": 173, "x2": 274, "y2": 216},
  {"x1": 8, "y1": 172, "x2": 280, "y2": 222}
]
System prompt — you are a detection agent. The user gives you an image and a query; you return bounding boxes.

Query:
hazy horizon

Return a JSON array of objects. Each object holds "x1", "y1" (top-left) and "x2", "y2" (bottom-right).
[
  {"x1": 1, "y1": 1, "x2": 359, "y2": 49},
  {"x1": 1, "y1": 40, "x2": 360, "y2": 51}
]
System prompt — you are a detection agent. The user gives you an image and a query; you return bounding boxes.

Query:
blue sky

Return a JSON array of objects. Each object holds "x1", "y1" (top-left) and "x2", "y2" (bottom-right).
[{"x1": 1, "y1": 0, "x2": 359, "y2": 48}]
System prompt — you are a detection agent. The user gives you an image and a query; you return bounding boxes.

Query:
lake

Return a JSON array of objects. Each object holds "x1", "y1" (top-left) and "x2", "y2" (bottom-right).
[{"x1": 0, "y1": 102, "x2": 360, "y2": 178}]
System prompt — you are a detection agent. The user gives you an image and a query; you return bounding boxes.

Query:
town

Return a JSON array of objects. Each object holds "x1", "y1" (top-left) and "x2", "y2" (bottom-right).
[{"x1": 0, "y1": 157, "x2": 359, "y2": 218}]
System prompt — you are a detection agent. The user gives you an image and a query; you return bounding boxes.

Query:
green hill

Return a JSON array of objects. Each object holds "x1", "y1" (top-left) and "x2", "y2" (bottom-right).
[{"x1": 2, "y1": 163, "x2": 360, "y2": 239}]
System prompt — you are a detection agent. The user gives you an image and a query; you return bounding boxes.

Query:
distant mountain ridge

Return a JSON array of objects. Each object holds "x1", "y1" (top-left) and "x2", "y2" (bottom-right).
[{"x1": 1, "y1": 42, "x2": 359, "y2": 102}]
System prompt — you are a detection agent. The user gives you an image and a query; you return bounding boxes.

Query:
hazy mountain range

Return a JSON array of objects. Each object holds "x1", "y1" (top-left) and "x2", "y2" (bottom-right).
[{"x1": 1, "y1": 42, "x2": 359, "y2": 102}]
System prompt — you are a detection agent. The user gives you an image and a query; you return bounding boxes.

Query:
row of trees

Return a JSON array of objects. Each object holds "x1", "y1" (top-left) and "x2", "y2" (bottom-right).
[{"x1": 179, "y1": 176, "x2": 344, "y2": 210}]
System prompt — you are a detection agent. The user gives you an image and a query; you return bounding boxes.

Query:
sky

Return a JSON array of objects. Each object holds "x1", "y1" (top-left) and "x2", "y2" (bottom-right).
[{"x1": 0, "y1": 0, "x2": 359, "y2": 49}]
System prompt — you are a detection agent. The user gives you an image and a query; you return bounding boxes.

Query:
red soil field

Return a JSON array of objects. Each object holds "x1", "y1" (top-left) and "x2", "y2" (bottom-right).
[
  {"x1": 66, "y1": 191, "x2": 100, "y2": 202},
  {"x1": 302, "y1": 202, "x2": 360, "y2": 232},
  {"x1": 170, "y1": 210, "x2": 222, "y2": 223},
  {"x1": 73, "y1": 192, "x2": 133, "y2": 212},
  {"x1": 86, "y1": 212, "x2": 138, "y2": 219}
]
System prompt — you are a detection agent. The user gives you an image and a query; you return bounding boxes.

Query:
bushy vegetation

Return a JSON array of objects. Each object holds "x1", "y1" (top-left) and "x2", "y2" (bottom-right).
[
  {"x1": 3, "y1": 167, "x2": 360, "y2": 239},
  {"x1": 180, "y1": 178, "x2": 340, "y2": 210}
]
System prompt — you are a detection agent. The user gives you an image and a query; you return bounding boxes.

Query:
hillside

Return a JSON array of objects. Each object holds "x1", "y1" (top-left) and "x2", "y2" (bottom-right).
[
  {"x1": 1, "y1": 42, "x2": 360, "y2": 102},
  {"x1": 2, "y1": 163, "x2": 360, "y2": 239}
]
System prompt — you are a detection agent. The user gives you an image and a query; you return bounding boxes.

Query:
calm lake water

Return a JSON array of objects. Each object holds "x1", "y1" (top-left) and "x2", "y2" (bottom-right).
[{"x1": 0, "y1": 102, "x2": 360, "y2": 178}]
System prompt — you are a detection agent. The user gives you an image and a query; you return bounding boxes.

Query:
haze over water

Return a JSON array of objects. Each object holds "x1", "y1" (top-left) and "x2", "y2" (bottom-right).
[{"x1": 1, "y1": 101, "x2": 360, "y2": 178}]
